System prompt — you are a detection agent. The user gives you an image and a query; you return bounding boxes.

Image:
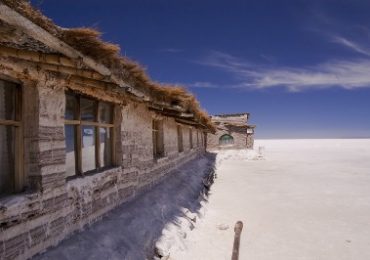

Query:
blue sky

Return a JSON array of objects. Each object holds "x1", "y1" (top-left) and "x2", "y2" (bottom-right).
[{"x1": 32, "y1": 0, "x2": 370, "y2": 138}]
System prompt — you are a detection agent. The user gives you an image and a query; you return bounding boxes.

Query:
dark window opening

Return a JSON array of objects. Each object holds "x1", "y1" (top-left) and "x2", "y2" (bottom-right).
[
  {"x1": 152, "y1": 119, "x2": 165, "y2": 159},
  {"x1": 177, "y1": 125, "x2": 183, "y2": 153},
  {"x1": 189, "y1": 128, "x2": 193, "y2": 149},
  {"x1": 0, "y1": 79, "x2": 22, "y2": 195}
]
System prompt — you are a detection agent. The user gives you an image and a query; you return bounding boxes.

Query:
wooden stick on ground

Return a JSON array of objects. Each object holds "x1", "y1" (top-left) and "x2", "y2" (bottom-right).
[{"x1": 231, "y1": 221, "x2": 244, "y2": 260}]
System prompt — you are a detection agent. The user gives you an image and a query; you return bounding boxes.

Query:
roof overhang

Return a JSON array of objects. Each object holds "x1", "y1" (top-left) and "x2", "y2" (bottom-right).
[{"x1": 0, "y1": 3, "x2": 146, "y2": 99}]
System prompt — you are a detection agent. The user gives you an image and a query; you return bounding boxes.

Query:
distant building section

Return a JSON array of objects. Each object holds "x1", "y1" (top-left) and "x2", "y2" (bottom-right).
[{"x1": 207, "y1": 113, "x2": 256, "y2": 150}]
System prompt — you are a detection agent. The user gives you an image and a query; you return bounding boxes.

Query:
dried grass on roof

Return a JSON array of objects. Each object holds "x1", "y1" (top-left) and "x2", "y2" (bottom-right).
[
  {"x1": 62, "y1": 28, "x2": 121, "y2": 61},
  {"x1": 1, "y1": 0, "x2": 214, "y2": 130}
]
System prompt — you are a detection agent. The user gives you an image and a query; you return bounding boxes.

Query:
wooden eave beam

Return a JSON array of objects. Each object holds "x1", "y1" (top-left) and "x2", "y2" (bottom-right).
[
  {"x1": 66, "y1": 75, "x2": 119, "y2": 90},
  {"x1": 0, "y1": 45, "x2": 77, "y2": 67},
  {"x1": 1, "y1": 53, "x2": 120, "y2": 86},
  {"x1": 149, "y1": 105, "x2": 212, "y2": 131},
  {"x1": 148, "y1": 106, "x2": 182, "y2": 118},
  {"x1": 149, "y1": 105, "x2": 198, "y2": 123},
  {"x1": 175, "y1": 118, "x2": 200, "y2": 126},
  {"x1": 148, "y1": 102, "x2": 184, "y2": 112},
  {"x1": 39, "y1": 63, "x2": 107, "y2": 82},
  {"x1": 148, "y1": 104, "x2": 197, "y2": 119}
]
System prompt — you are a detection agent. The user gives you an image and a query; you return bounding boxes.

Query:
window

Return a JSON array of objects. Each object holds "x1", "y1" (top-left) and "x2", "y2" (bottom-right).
[
  {"x1": 219, "y1": 134, "x2": 234, "y2": 146},
  {"x1": 189, "y1": 128, "x2": 193, "y2": 149},
  {"x1": 65, "y1": 93, "x2": 114, "y2": 177},
  {"x1": 152, "y1": 119, "x2": 164, "y2": 159},
  {"x1": 177, "y1": 125, "x2": 183, "y2": 153},
  {"x1": 196, "y1": 131, "x2": 199, "y2": 147},
  {"x1": 0, "y1": 79, "x2": 22, "y2": 195}
]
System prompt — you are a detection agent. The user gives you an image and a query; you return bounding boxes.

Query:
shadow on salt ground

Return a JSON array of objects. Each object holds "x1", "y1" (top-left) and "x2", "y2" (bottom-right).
[{"x1": 33, "y1": 153, "x2": 216, "y2": 260}]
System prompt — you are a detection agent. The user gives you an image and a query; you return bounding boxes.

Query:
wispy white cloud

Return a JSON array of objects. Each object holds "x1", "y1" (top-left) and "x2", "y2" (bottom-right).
[
  {"x1": 331, "y1": 35, "x2": 370, "y2": 57},
  {"x1": 197, "y1": 50, "x2": 253, "y2": 71},
  {"x1": 160, "y1": 81, "x2": 220, "y2": 89},
  {"x1": 260, "y1": 54, "x2": 276, "y2": 63},
  {"x1": 199, "y1": 51, "x2": 370, "y2": 91},
  {"x1": 186, "y1": 82, "x2": 219, "y2": 88}
]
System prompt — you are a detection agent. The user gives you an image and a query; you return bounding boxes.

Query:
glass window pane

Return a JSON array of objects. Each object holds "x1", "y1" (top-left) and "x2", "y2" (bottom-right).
[
  {"x1": 82, "y1": 126, "x2": 96, "y2": 172},
  {"x1": 100, "y1": 128, "x2": 112, "y2": 167},
  {"x1": 81, "y1": 97, "x2": 97, "y2": 121},
  {"x1": 65, "y1": 125, "x2": 77, "y2": 177},
  {"x1": 65, "y1": 94, "x2": 78, "y2": 120},
  {"x1": 0, "y1": 125, "x2": 15, "y2": 195},
  {"x1": 99, "y1": 102, "x2": 113, "y2": 124},
  {"x1": 0, "y1": 80, "x2": 17, "y2": 121}
]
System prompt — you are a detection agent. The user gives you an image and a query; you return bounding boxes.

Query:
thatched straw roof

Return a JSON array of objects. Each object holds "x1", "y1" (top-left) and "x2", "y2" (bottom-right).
[{"x1": 1, "y1": 0, "x2": 215, "y2": 132}]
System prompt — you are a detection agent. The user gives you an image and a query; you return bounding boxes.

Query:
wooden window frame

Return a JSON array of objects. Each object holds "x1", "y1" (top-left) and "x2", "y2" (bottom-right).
[
  {"x1": 64, "y1": 93, "x2": 116, "y2": 176},
  {"x1": 189, "y1": 127, "x2": 193, "y2": 149},
  {"x1": 0, "y1": 78, "x2": 23, "y2": 193},
  {"x1": 177, "y1": 124, "x2": 183, "y2": 153},
  {"x1": 152, "y1": 119, "x2": 165, "y2": 159}
]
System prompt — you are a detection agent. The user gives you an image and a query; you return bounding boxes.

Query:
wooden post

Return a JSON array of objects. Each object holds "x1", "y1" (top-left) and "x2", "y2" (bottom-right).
[{"x1": 231, "y1": 221, "x2": 244, "y2": 260}]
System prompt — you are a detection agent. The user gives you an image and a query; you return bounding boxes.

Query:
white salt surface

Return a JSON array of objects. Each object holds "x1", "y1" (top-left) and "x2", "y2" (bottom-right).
[{"x1": 163, "y1": 139, "x2": 370, "y2": 260}]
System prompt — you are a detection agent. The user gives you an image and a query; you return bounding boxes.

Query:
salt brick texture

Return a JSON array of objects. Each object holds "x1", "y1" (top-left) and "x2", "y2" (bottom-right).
[
  {"x1": 0, "y1": 79, "x2": 206, "y2": 260},
  {"x1": 207, "y1": 114, "x2": 255, "y2": 150}
]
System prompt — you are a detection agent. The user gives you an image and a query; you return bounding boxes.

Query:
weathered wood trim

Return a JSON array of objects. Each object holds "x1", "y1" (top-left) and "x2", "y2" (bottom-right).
[
  {"x1": 175, "y1": 118, "x2": 198, "y2": 126},
  {"x1": 81, "y1": 121, "x2": 114, "y2": 128},
  {"x1": 147, "y1": 104, "x2": 194, "y2": 119},
  {"x1": 147, "y1": 103, "x2": 183, "y2": 113},
  {"x1": 40, "y1": 63, "x2": 107, "y2": 82},
  {"x1": 111, "y1": 105, "x2": 117, "y2": 166},
  {"x1": 231, "y1": 221, "x2": 244, "y2": 260},
  {"x1": 65, "y1": 120, "x2": 114, "y2": 128},
  {"x1": 0, "y1": 119, "x2": 21, "y2": 126},
  {"x1": 15, "y1": 84, "x2": 24, "y2": 192},
  {"x1": 95, "y1": 102, "x2": 101, "y2": 169},
  {"x1": 64, "y1": 119, "x2": 80, "y2": 125},
  {"x1": 75, "y1": 96, "x2": 82, "y2": 174},
  {"x1": 148, "y1": 107, "x2": 200, "y2": 125},
  {"x1": 0, "y1": 45, "x2": 76, "y2": 67},
  {"x1": 0, "y1": 76, "x2": 24, "y2": 192},
  {"x1": 66, "y1": 75, "x2": 119, "y2": 91}
]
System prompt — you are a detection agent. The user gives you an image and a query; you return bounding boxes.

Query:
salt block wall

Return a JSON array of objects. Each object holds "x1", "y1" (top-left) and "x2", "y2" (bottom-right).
[
  {"x1": 0, "y1": 78, "x2": 206, "y2": 260},
  {"x1": 207, "y1": 128, "x2": 248, "y2": 150},
  {"x1": 246, "y1": 134, "x2": 254, "y2": 149},
  {"x1": 207, "y1": 114, "x2": 254, "y2": 150}
]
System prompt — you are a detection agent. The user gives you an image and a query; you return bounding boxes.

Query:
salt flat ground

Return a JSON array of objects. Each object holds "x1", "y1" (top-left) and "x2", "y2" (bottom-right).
[{"x1": 168, "y1": 139, "x2": 370, "y2": 260}]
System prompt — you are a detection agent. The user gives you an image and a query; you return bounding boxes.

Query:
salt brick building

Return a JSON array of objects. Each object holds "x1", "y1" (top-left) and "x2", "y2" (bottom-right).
[
  {"x1": 207, "y1": 113, "x2": 256, "y2": 150},
  {"x1": 0, "y1": 1, "x2": 215, "y2": 259}
]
